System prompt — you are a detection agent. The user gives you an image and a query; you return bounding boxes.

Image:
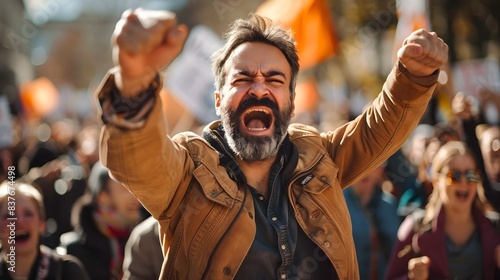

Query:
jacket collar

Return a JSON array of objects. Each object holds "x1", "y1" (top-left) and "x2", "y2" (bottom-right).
[{"x1": 202, "y1": 122, "x2": 247, "y2": 185}]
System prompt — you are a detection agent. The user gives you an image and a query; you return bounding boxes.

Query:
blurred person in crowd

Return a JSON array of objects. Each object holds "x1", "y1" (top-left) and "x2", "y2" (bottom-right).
[
  {"x1": 395, "y1": 119, "x2": 460, "y2": 220},
  {"x1": 21, "y1": 124, "x2": 101, "y2": 249},
  {"x1": 477, "y1": 87, "x2": 500, "y2": 125},
  {"x1": 0, "y1": 181, "x2": 89, "y2": 279},
  {"x1": 343, "y1": 164, "x2": 400, "y2": 279},
  {"x1": 122, "y1": 216, "x2": 163, "y2": 280},
  {"x1": 448, "y1": 91, "x2": 500, "y2": 211},
  {"x1": 403, "y1": 124, "x2": 436, "y2": 172},
  {"x1": 385, "y1": 141, "x2": 500, "y2": 279},
  {"x1": 58, "y1": 162, "x2": 142, "y2": 280},
  {"x1": 96, "y1": 9, "x2": 447, "y2": 279},
  {"x1": 478, "y1": 124, "x2": 500, "y2": 210},
  {"x1": 385, "y1": 124, "x2": 434, "y2": 199},
  {"x1": 18, "y1": 120, "x2": 71, "y2": 175},
  {"x1": 431, "y1": 122, "x2": 461, "y2": 144},
  {"x1": 397, "y1": 137, "x2": 441, "y2": 219}
]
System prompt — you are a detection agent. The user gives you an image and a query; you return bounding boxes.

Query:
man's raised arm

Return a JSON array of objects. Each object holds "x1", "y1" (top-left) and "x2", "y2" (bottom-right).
[{"x1": 95, "y1": 9, "x2": 190, "y2": 218}]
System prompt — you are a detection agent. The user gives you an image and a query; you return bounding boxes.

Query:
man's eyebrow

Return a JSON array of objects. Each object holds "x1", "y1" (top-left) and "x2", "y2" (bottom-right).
[
  {"x1": 233, "y1": 69, "x2": 286, "y2": 79},
  {"x1": 265, "y1": 70, "x2": 286, "y2": 79},
  {"x1": 233, "y1": 70, "x2": 253, "y2": 77}
]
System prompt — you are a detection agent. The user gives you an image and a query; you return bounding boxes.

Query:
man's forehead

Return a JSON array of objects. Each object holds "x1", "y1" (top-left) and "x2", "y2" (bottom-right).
[{"x1": 225, "y1": 42, "x2": 290, "y2": 72}]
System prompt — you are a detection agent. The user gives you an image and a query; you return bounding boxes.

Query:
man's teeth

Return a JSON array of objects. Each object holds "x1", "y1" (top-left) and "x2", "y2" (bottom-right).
[
  {"x1": 244, "y1": 108, "x2": 272, "y2": 129},
  {"x1": 248, "y1": 127, "x2": 267, "y2": 131}
]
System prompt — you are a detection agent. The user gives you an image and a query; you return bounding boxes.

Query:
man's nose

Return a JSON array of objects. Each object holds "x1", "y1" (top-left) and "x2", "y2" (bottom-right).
[{"x1": 248, "y1": 80, "x2": 269, "y2": 99}]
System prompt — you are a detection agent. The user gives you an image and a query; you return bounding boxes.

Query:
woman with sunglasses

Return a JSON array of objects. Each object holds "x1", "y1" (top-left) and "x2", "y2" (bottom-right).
[{"x1": 385, "y1": 141, "x2": 500, "y2": 280}]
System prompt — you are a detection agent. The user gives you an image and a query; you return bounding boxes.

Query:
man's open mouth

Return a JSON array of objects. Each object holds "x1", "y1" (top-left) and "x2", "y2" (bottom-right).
[{"x1": 243, "y1": 108, "x2": 273, "y2": 131}]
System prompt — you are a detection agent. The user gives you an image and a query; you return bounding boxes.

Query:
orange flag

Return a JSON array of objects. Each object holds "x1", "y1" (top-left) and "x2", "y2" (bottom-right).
[
  {"x1": 257, "y1": 0, "x2": 338, "y2": 70},
  {"x1": 257, "y1": 0, "x2": 338, "y2": 116}
]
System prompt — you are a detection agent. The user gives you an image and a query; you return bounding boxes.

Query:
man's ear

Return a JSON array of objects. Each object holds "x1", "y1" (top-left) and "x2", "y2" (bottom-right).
[
  {"x1": 215, "y1": 91, "x2": 221, "y2": 116},
  {"x1": 291, "y1": 92, "x2": 296, "y2": 118}
]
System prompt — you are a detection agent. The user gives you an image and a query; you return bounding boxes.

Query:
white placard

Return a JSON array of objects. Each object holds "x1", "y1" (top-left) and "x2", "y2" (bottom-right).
[
  {"x1": 164, "y1": 25, "x2": 223, "y2": 124},
  {"x1": 452, "y1": 58, "x2": 500, "y2": 97},
  {"x1": 453, "y1": 58, "x2": 500, "y2": 124}
]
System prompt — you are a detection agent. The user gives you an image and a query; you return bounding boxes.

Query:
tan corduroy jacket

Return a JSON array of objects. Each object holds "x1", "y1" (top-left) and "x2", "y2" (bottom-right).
[{"x1": 97, "y1": 63, "x2": 437, "y2": 279}]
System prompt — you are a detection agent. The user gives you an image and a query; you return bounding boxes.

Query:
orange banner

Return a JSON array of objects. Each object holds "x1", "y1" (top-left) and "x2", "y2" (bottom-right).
[{"x1": 257, "y1": 0, "x2": 338, "y2": 70}]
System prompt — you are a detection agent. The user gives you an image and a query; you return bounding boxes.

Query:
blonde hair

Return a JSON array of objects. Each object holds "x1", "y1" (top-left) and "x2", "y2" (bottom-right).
[
  {"x1": 421, "y1": 141, "x2": 492, "y2": 227},
  {"x1": 0, "y1": 181, "x2": 46, "y2": 220}
]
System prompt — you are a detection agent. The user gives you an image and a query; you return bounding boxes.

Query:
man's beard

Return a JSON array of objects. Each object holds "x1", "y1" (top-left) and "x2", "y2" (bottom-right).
[{"x1": 220, "y1": 98, "x2": 292, "y2": 162}]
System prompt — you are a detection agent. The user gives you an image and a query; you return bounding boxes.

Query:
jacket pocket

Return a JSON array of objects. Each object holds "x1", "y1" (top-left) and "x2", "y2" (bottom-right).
[
  {"x1": 299, "y1": 154, "x2": 339, "y2": 194},
  {"x1": 193, "y1": 164, "x2": 238, "y2": 207}
]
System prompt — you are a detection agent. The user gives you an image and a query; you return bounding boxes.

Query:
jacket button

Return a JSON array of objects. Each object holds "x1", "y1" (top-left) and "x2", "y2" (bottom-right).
[
  {"x1": 320, "y1": 176, "x2": 328, "y2": 182},
  {"x1": 324, "y1": 241, "x2": 331, "y2": 248},
  {"x1": 210, "y1": 189, "x2": 218, "y2": 197},
  {"x1": 223, "y1": 267, "x2": 231, "y2": 275},
  {"x1": 248, "y1": 212, "x2": 253, "y2": 219}
]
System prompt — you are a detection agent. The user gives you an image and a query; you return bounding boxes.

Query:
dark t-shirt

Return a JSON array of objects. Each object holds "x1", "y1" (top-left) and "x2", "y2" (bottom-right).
[{"x1": 446, "y1": 230, "x2": 482, "y2": 280}]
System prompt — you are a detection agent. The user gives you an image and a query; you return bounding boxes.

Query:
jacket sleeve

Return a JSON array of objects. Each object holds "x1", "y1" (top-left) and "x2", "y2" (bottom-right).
[
  {"x1": 96, "y1": 69, "x2": 195, "y2": 219},
  {"x1": 322, "y1": 62, "x2": 438, "y2": 188}
]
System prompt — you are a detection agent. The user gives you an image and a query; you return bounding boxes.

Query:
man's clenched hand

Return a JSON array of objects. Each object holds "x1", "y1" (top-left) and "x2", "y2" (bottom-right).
[
  {"x1": 397, "y1": 29, "x2": 448, "y2": 77},
  {"x1": 112, "y1": 9, "x2": 188, "y2": 97}
]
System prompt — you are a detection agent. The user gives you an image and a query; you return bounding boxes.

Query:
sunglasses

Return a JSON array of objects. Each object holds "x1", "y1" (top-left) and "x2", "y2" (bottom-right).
[{"x1": 442, "y1": 169, "x2": 482, "y2": 184}]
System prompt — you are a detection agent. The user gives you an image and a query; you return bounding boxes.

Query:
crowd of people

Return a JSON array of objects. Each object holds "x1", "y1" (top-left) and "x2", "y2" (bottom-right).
[{"x1": 0, "y1": 6, "x2": 499, "y2": 280}]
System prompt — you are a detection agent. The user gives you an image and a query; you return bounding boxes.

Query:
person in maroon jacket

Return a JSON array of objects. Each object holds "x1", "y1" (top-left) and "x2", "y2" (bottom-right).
[{"x1": 385, "y1": 141, "x2": 500, "y2": 280}]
